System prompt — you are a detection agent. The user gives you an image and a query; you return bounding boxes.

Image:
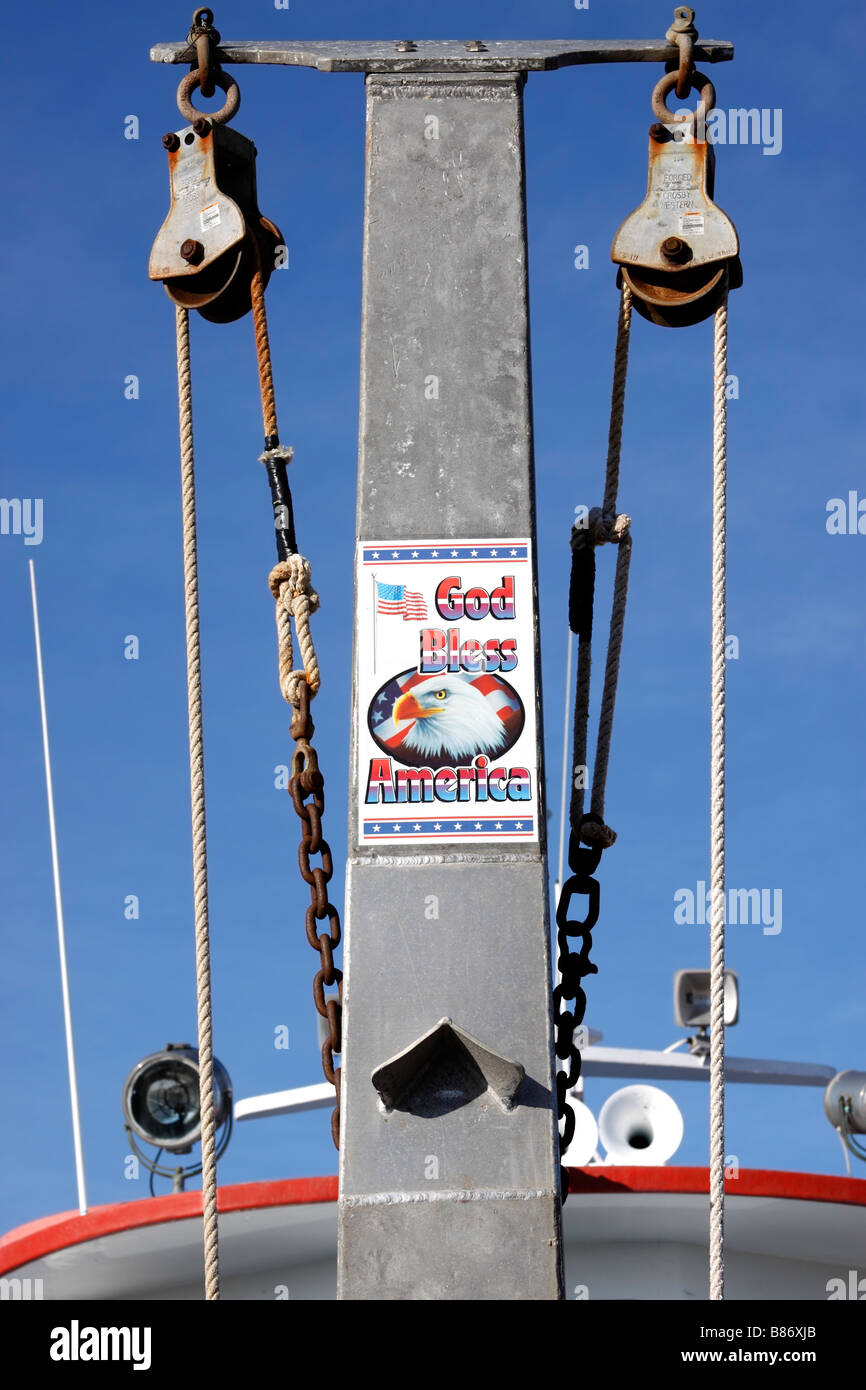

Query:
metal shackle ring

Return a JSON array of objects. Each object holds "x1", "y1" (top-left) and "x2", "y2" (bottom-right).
[
  {"x1": 195, "y1": 33, "x2": 215, "y2": 99},
  {"x1": 666, "y1": 4, "x2": 697, "y2": 100},
  {"x1": 651, "y1": 69, "x2": 715, "y2": 126},
  {"x1": 672, "y1": 33, "x2": 694, "y2": 100},
  {"x1": 176, "y1": 68, "x2": 240, "y2": 126}
]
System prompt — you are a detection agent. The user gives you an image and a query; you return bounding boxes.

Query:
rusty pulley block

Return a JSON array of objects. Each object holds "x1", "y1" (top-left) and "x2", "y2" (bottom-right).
[
  {"x1": 611, "y1": 7, "x2": 741, "y2": 328},
  {"x1": 148, "y1": 9, "x2": 282, "y2": 324}
]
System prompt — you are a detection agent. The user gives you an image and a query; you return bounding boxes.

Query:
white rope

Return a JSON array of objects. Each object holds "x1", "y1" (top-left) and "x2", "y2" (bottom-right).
[
  {"x1": 709, "y1": 293, "x2": 729, "y2": 1300},
  {"x1": 176, "y1": 305, "x2": 220, "y2": 1301}
]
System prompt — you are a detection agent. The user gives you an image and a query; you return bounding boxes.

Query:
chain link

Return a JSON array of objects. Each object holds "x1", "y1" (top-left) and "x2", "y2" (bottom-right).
[
  {"x1": 554, "y1": 820, "x2": 604, "y2": 1201},
  {"x1": 288, "y1": 680, "x2": 342, "y2": 1147}
]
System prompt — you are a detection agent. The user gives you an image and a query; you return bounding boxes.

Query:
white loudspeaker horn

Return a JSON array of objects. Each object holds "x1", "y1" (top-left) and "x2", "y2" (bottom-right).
[
  {"x1": 560, "y1": 1098, "x2": 599, "y2": 1166},
  {"x1": 598, "y1": 1085, "x2": 684, "y2": 1165}
]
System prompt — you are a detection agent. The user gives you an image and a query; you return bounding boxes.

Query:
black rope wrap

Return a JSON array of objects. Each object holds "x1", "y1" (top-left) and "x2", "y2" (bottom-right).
[
  {"x1": 262, "y1": 433, "x2": 297, "y2": 561},
  {"x1": 569, "y1": 535, "x2": 596, "y2": 640}
]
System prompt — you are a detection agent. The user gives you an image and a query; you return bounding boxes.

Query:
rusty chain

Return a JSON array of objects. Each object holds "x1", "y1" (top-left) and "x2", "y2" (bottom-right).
[
  {"x1": 247, "y1": 230, "x2": 341, "y2": 1146},
  {"x1": 249, "y1": 284, "x2": 342, "y2": 1144},
  {"x1": 289, "y1": 681, "x2": 342, "y2": 1147}
]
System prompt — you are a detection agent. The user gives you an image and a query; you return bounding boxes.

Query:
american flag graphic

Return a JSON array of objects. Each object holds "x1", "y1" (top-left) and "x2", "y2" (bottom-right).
[
  {"x1": 376, "y1": 581, "x2": 428, "y2": 621},
  {"x1": 369, "y1": 668, "x2": 524, "y2": 769}
]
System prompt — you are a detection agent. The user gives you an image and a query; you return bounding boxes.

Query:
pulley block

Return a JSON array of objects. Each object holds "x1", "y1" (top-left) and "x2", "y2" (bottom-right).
[
  {"x1": 611, "y1": 69, "x2": 742, "y2": 328},
  {"x1": 149, "y1": 117, "x2": 282, "y2": 324}
]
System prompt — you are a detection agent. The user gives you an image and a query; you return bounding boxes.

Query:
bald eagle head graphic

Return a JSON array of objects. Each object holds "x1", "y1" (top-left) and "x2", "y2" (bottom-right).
[{"x1": 392, "y1": 674, "x2": 508, "y2": 762}]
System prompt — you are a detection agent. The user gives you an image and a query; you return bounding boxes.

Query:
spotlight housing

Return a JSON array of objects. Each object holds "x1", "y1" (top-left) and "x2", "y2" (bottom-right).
[
  {"x1": 825, "y1": 1070, "x2": 866, "y2": 1134},
  {"x1": 122, "y1": 1043, "x2": 232, "y2": 1154}
]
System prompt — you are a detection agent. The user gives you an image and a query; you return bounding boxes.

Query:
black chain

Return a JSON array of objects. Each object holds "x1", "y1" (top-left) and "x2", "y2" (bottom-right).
[
  {"x1": 288, "y1": 681, "x2": 343, "y2": 1148},
  {"x1": 554, "y1": 824, "x2": 603, "y2": 1203},
  {"x1": 554, "y1": 530, "x2": 607, "y2": 1203}
]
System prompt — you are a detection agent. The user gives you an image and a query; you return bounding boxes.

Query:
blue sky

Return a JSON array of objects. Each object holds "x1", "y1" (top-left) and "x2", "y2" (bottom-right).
[{"x1": 1, "y1": 0, "x2": 864, "y2": 1236}]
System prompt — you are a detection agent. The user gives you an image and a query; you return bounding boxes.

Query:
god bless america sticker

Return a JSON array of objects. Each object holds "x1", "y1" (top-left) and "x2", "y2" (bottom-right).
[{"x1": 356, "y1": 540, "x2": 539, "y2": 845}]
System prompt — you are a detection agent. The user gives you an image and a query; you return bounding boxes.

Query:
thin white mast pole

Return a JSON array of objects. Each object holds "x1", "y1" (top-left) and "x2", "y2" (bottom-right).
[
  {"x1": 555, "y1": 627, "x2": 574, "y2": 899},
  {"x1": 372, "y1": 571, "x2": 377, "y2": 675},
  {"x1": 29, "y1": 560, "x2": 88, "y2": 1216}
]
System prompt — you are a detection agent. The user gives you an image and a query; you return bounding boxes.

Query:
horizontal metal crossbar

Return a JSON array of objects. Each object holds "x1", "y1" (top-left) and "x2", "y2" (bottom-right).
[
  {"x1": 234, "y1": 1052, "x2": 836, "y2": 1121},
  {"x1": 150, "y1": 38, "x2": 734, "y2": 74}
]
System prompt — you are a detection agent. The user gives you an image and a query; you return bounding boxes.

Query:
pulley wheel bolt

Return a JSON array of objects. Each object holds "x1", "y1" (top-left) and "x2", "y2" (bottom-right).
[
  {"x1": 649, "y1": 122, "x2": 668, "y2": 142},
  {"x1": 192, "y1": 117, "x2": 211, "y2": 136},
  {"x1": 162, "y1": 132, "x2": 180, "y2": 151},
  {"x1": 180, "y1": 239, "x2": 205, "y2": 264},
  {"x1": 661, "y1": 236, "x2": 689, "y2": 262}
]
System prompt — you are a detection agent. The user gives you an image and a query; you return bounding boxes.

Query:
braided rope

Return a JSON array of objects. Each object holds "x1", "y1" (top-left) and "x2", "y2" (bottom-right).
[
  {"x1": 709, "y1": 293, "x2": 729, "y2": 1301},
  {"x1": 602, "y1": 284, "x2": 633, "y2": 519},
  {"x1": 247, "y1": 237, "x2": 322, "y2": 706},
  {"x1": 175, "y1": 305, "x2": 220, "y2": 1301},
  {"x1": 249, "y1": 242, "x2": 278, "y2": 440}
]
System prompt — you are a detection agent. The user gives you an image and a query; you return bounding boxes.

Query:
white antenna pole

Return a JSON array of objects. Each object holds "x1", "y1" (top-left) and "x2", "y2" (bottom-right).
[
  {"x1": 555, "y1": 627, "x2": 574, "y2": 899},
  {"x1": 29, "y1": 560, "x2": 88, "y2": 1216}
]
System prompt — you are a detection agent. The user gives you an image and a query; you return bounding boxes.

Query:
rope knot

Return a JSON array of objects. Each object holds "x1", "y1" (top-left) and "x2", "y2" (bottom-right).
[
  {"x1": 269, "y1": 555, "x2": 321, "y2": 706},
  {"x1": 591, "y1": 507, "x2": 630, "y2": 546},
  {"x1": 572, "y1": 506, "x2": 631, "y2": 551},
  {"x1": 580, "y1": 816, "x2": 617, "y2": 849},
  {"x1": 268, "y1": 555, "x2": 320, "y2": 615}
]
